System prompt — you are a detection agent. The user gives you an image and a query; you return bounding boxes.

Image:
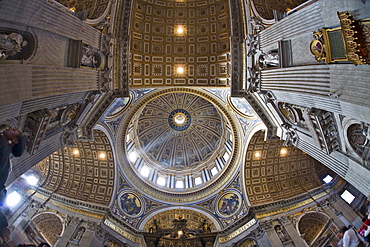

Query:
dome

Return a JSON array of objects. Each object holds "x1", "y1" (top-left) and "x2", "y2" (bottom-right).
[
  {"x1": 117, "y1": 88, "x2": 241, "y2": 203},
  {"x1": 135, "y1": 92, "x2": 225, "y2": 171}
]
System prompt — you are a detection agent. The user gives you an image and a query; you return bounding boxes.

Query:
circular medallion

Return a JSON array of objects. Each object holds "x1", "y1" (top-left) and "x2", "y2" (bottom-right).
[
  {"x1": 119, "y1": 191, "x2": 143, "y2": 217},
  {"x1": 310, "y1": 39, "x2": 324, "y2": 56},
  {"x1": 105, "y1": 96, "x2": 131, "y2": 119},
  {"x1": 216, "y1": 191, "x2": 242, "y2": 217}
]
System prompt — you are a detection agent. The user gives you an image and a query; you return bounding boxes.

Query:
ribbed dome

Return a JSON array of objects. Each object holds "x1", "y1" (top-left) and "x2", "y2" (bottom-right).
[
  {"x1": 136, "y1": 92, "x2": 224, "y2": 171},
  {"x1": 119, "y1": 88, "x2": 240, "y2": 200}
]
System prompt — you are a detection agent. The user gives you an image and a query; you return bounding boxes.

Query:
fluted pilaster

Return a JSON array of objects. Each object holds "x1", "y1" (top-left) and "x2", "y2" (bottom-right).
[
  {"x1": 296, "y1": 136, "x2": 347, "y2": 177},
  {"x1": 20, "y1": 91, "x2": 88, "y2": 115},
  {"x1": 6, "y1": 133, "x2": 63, "y2": 186},
  {"x1": 296, "y1": 136, "x2": 370, "y2": 196},
  {"x1": 0, "y1": 65, "x2": 98, "y2": 107},
  {"x1": 261, "y1": 65, "x2": 330, "y2": 96},
  {"x1": 0, "y1": 102, "x2": 22, "y2": 123},
  {"x1": 329, "y1": 64, "x2": 370, "y2": 117},
  {"x1": 262, "y1": 64, "x2": 370, "y2": 124},
  {"x1": 32, "y1": 66, "x2": 99, "y2": 98},
  {"x1": 259, "y1": 1, "x2": 324, "y2": 49},
  {"x1": 0, "y1": 0, "x2": 101, "y2": 48}
]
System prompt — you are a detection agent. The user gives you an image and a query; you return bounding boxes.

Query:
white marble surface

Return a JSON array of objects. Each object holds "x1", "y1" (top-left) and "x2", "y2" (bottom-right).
[
  {"x1": 291, "y1": 32, "x2": 319, "y2": 66},
  {"x1": 318, "y1": 0, "x2": 370, "y2": 27}
]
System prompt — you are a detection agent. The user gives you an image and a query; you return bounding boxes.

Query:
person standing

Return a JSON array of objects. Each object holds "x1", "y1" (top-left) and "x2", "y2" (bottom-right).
[
  {"x1": 338, "y1": 226, "x2": 361, "y2": 247},
  {"x1": 0, "y1": 128, "x2": 25, "y2": 206}
]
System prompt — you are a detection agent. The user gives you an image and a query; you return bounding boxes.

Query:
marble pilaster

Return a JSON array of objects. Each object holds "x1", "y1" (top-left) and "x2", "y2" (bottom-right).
[{"x1": 278, "y1": 216, "x2": 308, "y2": 247}]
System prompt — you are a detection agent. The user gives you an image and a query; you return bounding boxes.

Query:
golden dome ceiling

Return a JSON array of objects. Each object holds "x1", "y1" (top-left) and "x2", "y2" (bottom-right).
[{"x1": 20, "y1": 0, "x2": 341, "y2": 241}]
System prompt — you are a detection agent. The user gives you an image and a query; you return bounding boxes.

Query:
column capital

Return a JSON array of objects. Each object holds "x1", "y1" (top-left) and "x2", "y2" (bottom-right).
[{"x1": 260, "y1": 220, "x2": 274, "y2": 231}]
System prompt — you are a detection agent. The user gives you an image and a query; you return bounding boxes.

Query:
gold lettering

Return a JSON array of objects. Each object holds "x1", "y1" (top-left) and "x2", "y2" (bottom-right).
[{"x1": 219, "y1": 219, "x2": 256, "y2": 242}]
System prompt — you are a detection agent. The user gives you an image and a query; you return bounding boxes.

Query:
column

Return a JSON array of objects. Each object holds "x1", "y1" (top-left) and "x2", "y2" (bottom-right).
[
  {"x1": 55, "y1": 217, "x2": 82, "y2": 247},
  {"x1": 296, "y1": 137, "x2": 370, "y2": 197},
  {"x1": 0, "y1": 0, "x2": 101, "y2": 47},
  {"x1": 81, "y1": 222, "x2": 98, "y2": 246},
  {"x1": 260, "y1": 220, "x2": 281, "y2": 247},
  {"x1": 319, "y1": 198, "x2": 347, "y2": 228},
  {"x1": 8, "y1": 200, "x2": 43, "y2": 244},
  {"x1": 266, "y1": 66, "x2": 370, "y2": 124},
  {"x1": 260, "y1": 1, "x2": 324, "y2": 50},
  {"x1": 6, "y1": 133, "x2": 63, "y2": 186},
  {"x1": 278, "y1": 216, "x2": 308, "y2": 247},
  {"x1": 331, "y1": 197, "x2": 363, "y2": 228},
  {"x1": 0, "y1": 65, "x2": 99, "y2": 108}
]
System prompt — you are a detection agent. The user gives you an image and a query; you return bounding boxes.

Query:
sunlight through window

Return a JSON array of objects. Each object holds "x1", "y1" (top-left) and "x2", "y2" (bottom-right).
[
  {"x1": 323, "y1": 175, "x2": 333, "y2": 183},
  {"x1": 6, "y1": 191, "x2": 21, "y2": 207},
  {"x1": 140, "y1": 166, "x2": 150, "y2": 178},
  {"x1": 194, "y1": 177, "x2": 202, "y2": 186},
  {"x1": 129, "y1": 151, "x2": 138, "y2": 162},
  {"x1": 25, "y1": 175, "x2": 39, "y2": 186},
  {"x1": 176, "y1": 180, "x2": 184, "y2": 188},
  {"x1": 341, "y1": 190, "x2": 355, "y2": 204},
  {"x1": 157, "y1": 177, "x2": 166, "y2": 186},
  {"x1": 211, "y1": 167, "x2": 218, "y2": 176}
]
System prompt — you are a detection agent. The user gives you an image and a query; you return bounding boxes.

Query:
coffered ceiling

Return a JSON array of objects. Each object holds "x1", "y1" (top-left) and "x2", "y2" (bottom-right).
[{"x1": 129, "y1": 0, "x2": 231, "y2": 88}]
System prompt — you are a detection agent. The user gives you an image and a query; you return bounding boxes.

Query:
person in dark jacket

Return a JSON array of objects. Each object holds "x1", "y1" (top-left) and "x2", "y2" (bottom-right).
[{"x1": 0, "y1": 128, "x2": 25, "y2": 206}]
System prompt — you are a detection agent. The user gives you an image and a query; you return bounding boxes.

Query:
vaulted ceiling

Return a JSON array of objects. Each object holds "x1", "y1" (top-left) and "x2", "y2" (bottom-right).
[{"x1": 129, "y1": 0, "x2": 231, "y2": 88}]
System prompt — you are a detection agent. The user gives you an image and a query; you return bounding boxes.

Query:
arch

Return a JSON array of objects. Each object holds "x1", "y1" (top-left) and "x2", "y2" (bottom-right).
[
  {"x1": 342, "y1": 117, "x2": 370, "y2": 167},
  {"x1": 94, "y1": 123, "x2": 118, "y2": 208},
  {"x1": 71, "y1": 226, "x2": 86, "y2": 242},
  {"x1": 296, "y1": 211, "x2": 338, "y2": 246},
  {"x1": 243, "y1": 130, "x2": 328, "y2": 206},
  {"x1": 34, "y1": 129, "x2": 115, "y2": 206},
  {"x1": 237, "y1": 237, "x2": 259, "y2": 247},
  {"x1": 28, "y1": 212, "x2": 65, "y2": 246},
  {"x1": 241, "y1": 122, "x2": 266, "y2": 207},
  {"x1": 138, "y1": 206, "x2": 222, "y2": 231}
]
